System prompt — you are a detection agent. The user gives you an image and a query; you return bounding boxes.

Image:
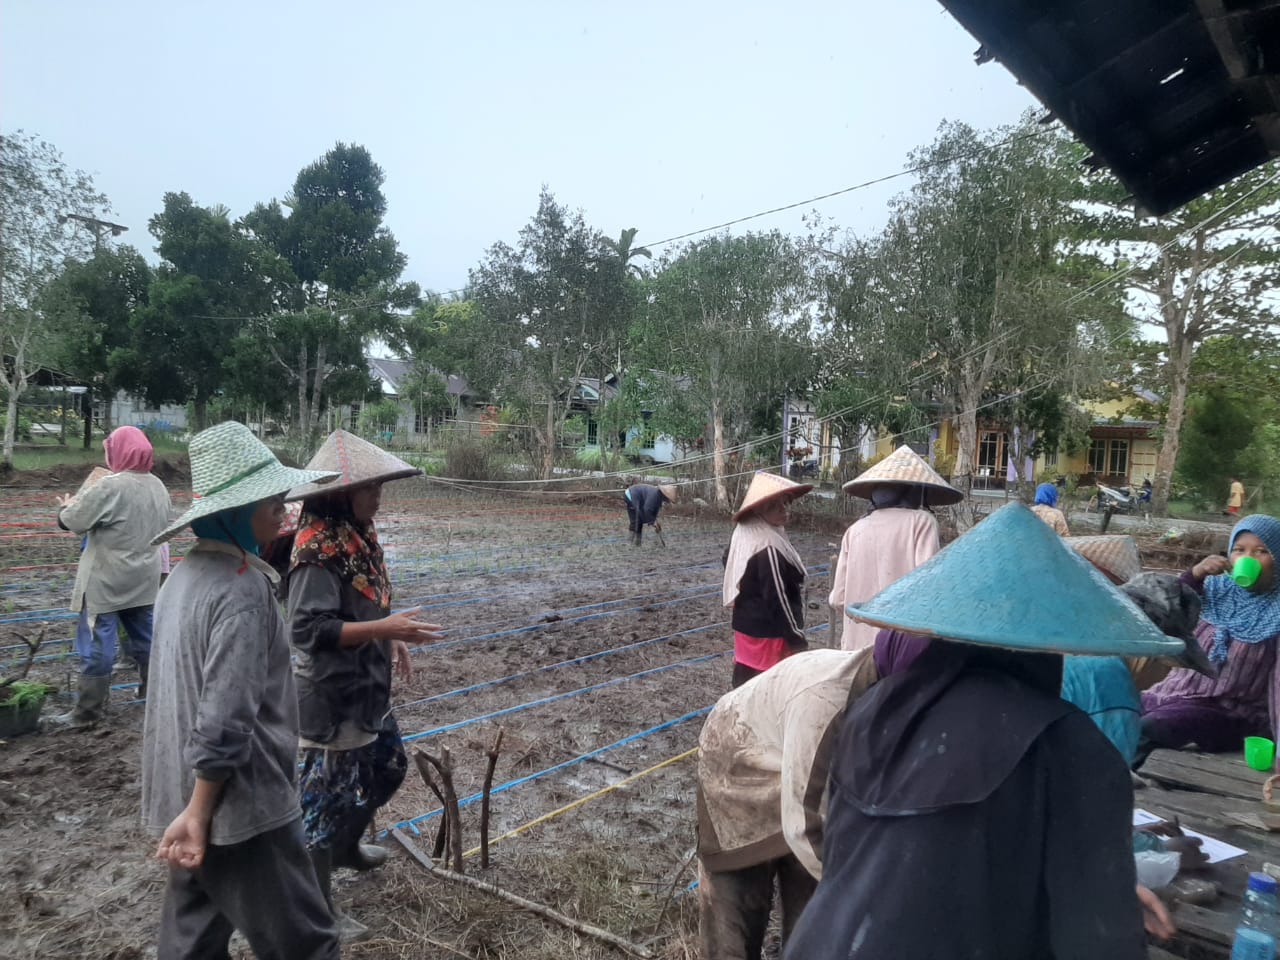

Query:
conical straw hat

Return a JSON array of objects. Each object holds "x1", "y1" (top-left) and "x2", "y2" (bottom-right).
[
  {"x1": 288, "y1": 429, "x2": 422, "y2": 500},
  {"x1": 1066, "y1": 535, "x2": 1142, "y2": 585},
  {"x1": 842, "y1": 445, "x2": 962, "y2": 506},
  {"x1": 847, "y1": 502, "x2": 1182, "y2": 657},
  {"x1": 732, "y1": 471, "x2": 814, "y2": 523},
  {"x1": 153, "y1": 422, "x2": 338, "y2": 545},
  {"x1": 658, "y1": 484, "x2": 679, "y2": 503}
]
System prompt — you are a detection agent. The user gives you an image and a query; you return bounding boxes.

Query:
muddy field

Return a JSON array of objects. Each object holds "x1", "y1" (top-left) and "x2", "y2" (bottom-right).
[
  {"x1": 0, "y1": 479, "x2": 856, "y2": 960},
  {"x1": 0, "y1": 479, "x2": 1227, "y2": 960}
]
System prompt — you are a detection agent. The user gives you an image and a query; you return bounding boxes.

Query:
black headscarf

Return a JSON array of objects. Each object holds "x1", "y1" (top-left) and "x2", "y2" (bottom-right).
[{"x1": 844, "y1": 637, "x2": 1071, "y2": 816}]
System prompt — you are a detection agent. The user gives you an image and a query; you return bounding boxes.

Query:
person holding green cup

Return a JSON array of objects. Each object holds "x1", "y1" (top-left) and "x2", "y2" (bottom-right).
[{"x1": 1140, "y1": 515, "x2": 1280, "y2": 767}]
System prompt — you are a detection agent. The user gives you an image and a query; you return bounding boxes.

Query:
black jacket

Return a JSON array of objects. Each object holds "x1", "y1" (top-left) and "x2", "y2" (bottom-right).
[
  {"x1": 624, "y1": 484, "x2": 666, "y2": 525},
  {"x1": 728, "y1": 547, "x2": 807, "y2": 647},
  {"x1": 786, "y1": 643, "x2": 1145, "y2": 960},
  {"x1": 285, "y1": 563, "x2": 393, "y2": 742}
]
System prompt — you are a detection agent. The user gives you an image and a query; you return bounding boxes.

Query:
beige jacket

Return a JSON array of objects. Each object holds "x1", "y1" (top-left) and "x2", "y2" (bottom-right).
[
  {"x1": 1031, "y1": 503, "x2": 1071, "y2": 536},
  {"x1": 829, "y1": 509, "x2": 940, "y2": 651},
  {"x1": 696, "y1": 648, "x2": 879, "y2": 878},
  {"x1": 59, "y1": 471, "x2": 172, "y2": 614}
]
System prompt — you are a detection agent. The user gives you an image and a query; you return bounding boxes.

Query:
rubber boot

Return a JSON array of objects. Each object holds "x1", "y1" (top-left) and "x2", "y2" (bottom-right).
[
  {"x1": 309, "y1": 847, "x2": 370, "y2": 943},
  {"x1": 136, "y1": 663, "x2": 149, "y2": 703},
  {"x1": 332, "y1": 842, "x2": 389, "y2": 872},
  {"x1": 44, "y1": 675, "x2": 110, "y2": 730}
]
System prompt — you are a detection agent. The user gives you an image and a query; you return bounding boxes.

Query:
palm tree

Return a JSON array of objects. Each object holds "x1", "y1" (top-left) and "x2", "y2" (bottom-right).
[{"x1": 608, "y1": 227, "x2": 652, "y2": 276}]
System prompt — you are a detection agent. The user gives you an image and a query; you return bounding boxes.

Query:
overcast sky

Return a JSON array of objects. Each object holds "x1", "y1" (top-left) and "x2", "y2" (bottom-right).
[{"x1": 2, "y1": 1, "x2": 1040, "y2": 295}]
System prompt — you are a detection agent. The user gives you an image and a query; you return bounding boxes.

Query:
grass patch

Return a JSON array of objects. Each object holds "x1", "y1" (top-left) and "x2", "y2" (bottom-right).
[{"x1": 8, "y1": 438, "x2": 186, "y2": 472}]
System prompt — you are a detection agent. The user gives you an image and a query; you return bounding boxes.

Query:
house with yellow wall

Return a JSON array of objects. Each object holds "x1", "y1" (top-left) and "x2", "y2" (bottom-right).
[{"x1": 867, "y1": 391, "x2": 1160, "y2": 489}]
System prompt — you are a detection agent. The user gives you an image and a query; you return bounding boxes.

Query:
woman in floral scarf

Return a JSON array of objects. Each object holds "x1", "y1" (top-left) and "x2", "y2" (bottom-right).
[{"x1": 284, "y1": 430, "x2": 441, "y2": 940}]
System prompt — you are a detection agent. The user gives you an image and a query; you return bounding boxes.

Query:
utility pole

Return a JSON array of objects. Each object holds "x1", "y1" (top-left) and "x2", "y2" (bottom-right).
[
  {"x1": 59, "y1": 214, "x2": 128, "y2": 252},
  {"x1": 781, "y1": 390, "x2": 790, "y2": 477}
]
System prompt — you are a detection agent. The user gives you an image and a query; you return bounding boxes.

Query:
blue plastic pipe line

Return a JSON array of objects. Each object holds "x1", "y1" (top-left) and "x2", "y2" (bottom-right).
[
  {"x1": 391, "y1": 705, "x2": 712, "y2": 834},
  {"x1": 401, "y1": 651, "x2": 728, "y2": 744},
  {"x1": 398, "y1": 619, "x2": 833, "y2": 740},
  {"x1": 407, "y1": 561, "x2": 828, "y2": 657},
  {"x1": 0, "y1": 580, "x2": 721, "y2": 665},
  {"x1": 396, "y1": 621, "x2": 726, "y2": 711}
]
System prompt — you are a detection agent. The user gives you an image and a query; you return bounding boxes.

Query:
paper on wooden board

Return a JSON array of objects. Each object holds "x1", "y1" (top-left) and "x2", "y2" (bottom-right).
[{"x1": 1134, "y1": 808, "x2": 1247, "y2": 864}]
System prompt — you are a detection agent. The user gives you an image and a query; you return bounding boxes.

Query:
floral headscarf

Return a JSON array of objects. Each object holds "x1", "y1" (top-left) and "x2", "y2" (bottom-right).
[{"x1": 289, "y1": 511, "x2": 390, "y2": 611}]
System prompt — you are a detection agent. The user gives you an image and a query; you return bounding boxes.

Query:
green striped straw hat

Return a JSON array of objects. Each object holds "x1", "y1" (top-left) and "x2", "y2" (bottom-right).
[{"x1": 152, "y1": 422, "x2": 339, "y2": 545}]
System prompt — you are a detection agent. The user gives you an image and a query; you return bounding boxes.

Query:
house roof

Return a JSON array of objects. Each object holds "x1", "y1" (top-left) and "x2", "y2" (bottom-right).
[
  {"x1": 366, "y1": 356, "x2": 474, "y2": 399},
  {"x1": 937, "y1": 0, "x2": 1280, "y2": 215}
]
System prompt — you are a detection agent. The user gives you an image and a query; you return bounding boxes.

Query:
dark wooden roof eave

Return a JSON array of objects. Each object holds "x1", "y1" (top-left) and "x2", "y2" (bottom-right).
[{"x1": 936, "y1": 0, "x2": 1280, "y2": 215}]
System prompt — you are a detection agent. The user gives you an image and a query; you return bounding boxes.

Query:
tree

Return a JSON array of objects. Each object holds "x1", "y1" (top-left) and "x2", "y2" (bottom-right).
[
  {"x1": 39, "y1": 246, "x2": 152, "y2": 435},
  {"x1": 242, "y1": 143, "x2": 416, "y2": 441},
  {"x1": 1076, "y1": 160, "x2": 1280, "y2": 514},
  {"x1": 820, "y1": 119, "x2": 1125, "y2": 513},
  {"x1": 468, "y1": 188, "x2": 628, "y2": 479},
  {"x1": 0, "y1": 132, "x2": 108, "y2": 467},
  {"x1": 638, "y1": 231, "x2": 814, "y2": 507},
  {"x1": 116, "y1": 193, "x2": 272, "y2": 430},
  {"x1": 1172, "y1": 334, "x2": 1280, "y2": 507}
]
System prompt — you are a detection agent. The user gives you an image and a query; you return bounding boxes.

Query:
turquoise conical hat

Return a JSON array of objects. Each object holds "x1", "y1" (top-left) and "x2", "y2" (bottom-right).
[{"x1": 848, "y1": 502, "x2": 1183, "y2": 657}]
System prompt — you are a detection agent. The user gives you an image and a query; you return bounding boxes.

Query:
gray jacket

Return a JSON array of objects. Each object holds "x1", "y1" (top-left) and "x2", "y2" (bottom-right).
[
  {"x1": 58, "y1": 470, "x2": 171, "y2": 614},
  {"x1": 141, "y1": 541, "x2": 301, "y2": 846}
]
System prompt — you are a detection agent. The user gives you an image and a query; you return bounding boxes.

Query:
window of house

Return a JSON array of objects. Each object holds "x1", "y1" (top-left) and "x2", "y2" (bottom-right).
[
  {"x1": 587, "y1": 418, "x2": 599, "y2": 445},
  {"x1": 1108, "y1": 439, "x2": 1129, "y2": 477},
  {"x1": 977, "y1": 431, "x2": 1005, "y2": 473},
  {"x1": 349, "y1": 401, "x2": 362, "y2": 428},
  {"x1": 1088, "y1": 438, "x2": 1107, "y2": 474},
  {"x1": 1043, "y1": 447, "x2": 1059, "y2": 468},
  {"x1": 414, "y1": 410, "x2": 426, "y2": 434}
]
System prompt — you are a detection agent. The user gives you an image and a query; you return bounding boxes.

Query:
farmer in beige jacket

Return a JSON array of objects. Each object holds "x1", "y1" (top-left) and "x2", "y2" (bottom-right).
[{"x1": 696, "y1": 647, "x2": 879, "y2": 960}]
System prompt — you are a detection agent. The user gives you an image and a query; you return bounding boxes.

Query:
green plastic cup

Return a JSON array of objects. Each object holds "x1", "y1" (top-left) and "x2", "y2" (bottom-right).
[
  {"x1": 1245, "y1": 736, "x2": 1276, "y2": 771},
  {"x1": 1233, "y1": 556, "x2": 1263, "y2": 588}
]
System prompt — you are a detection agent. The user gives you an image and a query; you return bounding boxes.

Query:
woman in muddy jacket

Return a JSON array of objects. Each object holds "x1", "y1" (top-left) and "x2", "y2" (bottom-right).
[{"x1": 284, "y1": 430, "x2": 443, "y2": 938}]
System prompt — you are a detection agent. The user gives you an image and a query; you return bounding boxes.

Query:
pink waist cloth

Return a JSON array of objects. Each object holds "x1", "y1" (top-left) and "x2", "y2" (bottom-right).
[{"x1": 733, "y1": 631, "x2": 789, "y2": 671}]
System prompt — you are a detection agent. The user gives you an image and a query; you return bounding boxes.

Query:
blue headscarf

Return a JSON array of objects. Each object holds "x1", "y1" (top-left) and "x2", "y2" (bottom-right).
[
  {"x1": 191, "y1": 503, "x2": 261, "y2": 556},
  {"x1": 1203, "y1": 514, "x2": 1280, "y2": 663},
  {"x1": 1034, "y1": 482, "x2": 1059, "y2": 507}
]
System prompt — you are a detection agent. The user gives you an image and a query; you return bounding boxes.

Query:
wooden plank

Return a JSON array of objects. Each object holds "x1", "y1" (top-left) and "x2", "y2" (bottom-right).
[
  {"x1": 1142, "y1": 750, "x2": 1269, "y2": 802},
  {"x1": 1145, "y1": 749, "x2": 1269, "y2": 790}
]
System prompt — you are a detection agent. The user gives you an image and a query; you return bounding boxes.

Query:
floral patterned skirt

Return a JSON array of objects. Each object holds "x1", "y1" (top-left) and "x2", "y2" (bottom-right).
[{"x1": 299, "y1": 712, "x2": 408, "y2": 850}]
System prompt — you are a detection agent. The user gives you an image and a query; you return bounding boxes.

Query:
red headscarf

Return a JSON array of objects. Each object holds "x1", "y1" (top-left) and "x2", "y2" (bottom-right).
[{"x1": 104, "y1": 426, "x2": 154, "y2": 473}]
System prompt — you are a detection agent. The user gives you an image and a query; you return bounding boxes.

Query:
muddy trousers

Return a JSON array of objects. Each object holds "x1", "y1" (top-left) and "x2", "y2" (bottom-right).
[
  {"x1": 698, "y1": 855, "x2": 817, "y2": 960},
  {"x1": 158, "y1": 820, "x2": 339, "y2": 960}
]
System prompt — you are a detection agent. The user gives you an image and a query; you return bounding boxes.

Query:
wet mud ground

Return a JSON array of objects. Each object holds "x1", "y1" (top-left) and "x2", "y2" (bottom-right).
[
  {"x1": 0, "y1": 480, "x2": 845, "y2": 959},
  {"x1": 0, "y1": 480, "x2": 1222, "y2": 959}
]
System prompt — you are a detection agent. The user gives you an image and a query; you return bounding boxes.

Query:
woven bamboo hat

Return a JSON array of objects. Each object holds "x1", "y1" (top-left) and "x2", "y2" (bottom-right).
[
  {"x1": 658, "y1": 484, "x2": 679, "y2": 503},
  {"x1": 847, "y1": 502, "x2": 1183, "y2": 657},
  {"x1": 152, "y1": 422, "x2": 338, "y2": 545},
  {"x1": 1066, "y1": 535, "x2": 1142, "y2": 585},
  {"x1": 732, "y1": 471, "x2": 813, "y2": 523},
  {"x1": 288, "y1": 429, "x2": 422, "y2": 499},
  {"x1": 842, "y1": 445, "x2": 962, "y2": 506}
]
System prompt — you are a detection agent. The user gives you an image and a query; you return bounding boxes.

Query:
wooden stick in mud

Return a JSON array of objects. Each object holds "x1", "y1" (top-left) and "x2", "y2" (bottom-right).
[
  {"x1": 480, "y1": 727, "x2": 504, "y2": 869},
  {"x1": 411, "y1": 749, "x2": 451, "y2": 860},
  {"x1": 392, "y1": 828, "x2": 654, "y2": 959},
  {"x1": 17, "y1": 623, "x2": 49, "y2": 681},
  {"x1": 418, "y1": 746, "x2": 464, "y2": 872}
]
